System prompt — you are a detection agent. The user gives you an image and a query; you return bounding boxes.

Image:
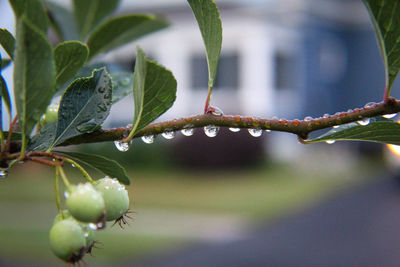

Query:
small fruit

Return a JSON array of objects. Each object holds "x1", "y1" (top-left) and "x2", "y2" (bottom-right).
[
  {"x1": 66, "y1": 183, "x2": 105, "y2": 223},
  {"x1": 94, "y1": 177, "x2": 130, "y2": 221},
  {"x1": 39, "y1": 103, "x2": 59, "y2": 127},
  {"x1": 49, "y1": 219, "x2": 86, "y2": 263}
]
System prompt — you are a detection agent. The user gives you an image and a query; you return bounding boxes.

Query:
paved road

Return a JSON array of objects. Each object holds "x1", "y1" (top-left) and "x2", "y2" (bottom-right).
[{"x1": 130, "y1": 176, "x2": 400, "y2": 267}]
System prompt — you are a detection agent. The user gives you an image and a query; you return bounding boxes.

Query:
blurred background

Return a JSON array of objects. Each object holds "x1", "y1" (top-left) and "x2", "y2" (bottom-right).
[{"x1": 2, "y1": 0, "x2": 400, "y2": 266}]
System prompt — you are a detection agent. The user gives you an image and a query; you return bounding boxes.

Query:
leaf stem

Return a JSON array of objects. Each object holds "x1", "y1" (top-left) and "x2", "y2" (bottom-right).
[
  {"x1": 62, "y1": 157, "x2": 94, "y2": 184},
  {"x1": 204, "y1": 86, "x2": 212, "y2": 114}
]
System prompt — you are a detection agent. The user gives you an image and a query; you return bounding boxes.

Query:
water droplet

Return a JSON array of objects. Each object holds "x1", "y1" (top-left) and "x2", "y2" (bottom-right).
[
  {"x1": 142, "y1": 135, "x2": 155, "y2": 144},
  {"x1": 88, "y1": 223, "x2": 97, "y2": 230},
  {"x1": 161, "y1": 131, "x2": 175, "y2": 139},
  {"x1": 96, "y1": 221, "x2": 106, "y2": 230},
  {"x1": 304, "y1": 116, "x2": 313, "y2": 121},
  {"x1": 76, "y1": 119, "x2": 98, "y2": 133},
  {"x1": 325, "y1": 140, "x2": 336, "y2": 144},
  {"x1": 0, "y1": 168, "x2": 9, "y2": 179},
  {"x1": 204, "y1": 125, "x2": 219, "y2": 137},
  {"x1": 333, "y1": 125, "x2": 340, "y2": 129},
  {"x1": 97, "y1": 103, "x2": 108, "y2": 112},
  {"x1": 114, "y1": 141, "x2": 130, "y2": 152},
  {"x1": 364, "y1": 102, "x2": 376, "y2": 108},
  {"x1": 229, "y1": 127, "x2": 240, "y2": 132},
  {"x1": 119, "y1": 77, "x2": 130, "y2": 86},
  {"x1": 357, "y1": 118, "x2": 370, "y2": 126},
  {"x1": 71, "y1": 164, "x2": 75, "y2": 168},
  {"x1": 61, "y1": 112, "x2": 69, "y2": 119},
  {"x1": 265, "y1": 129, "x2": 271, "y2": 132},
  {"x1": 383, "y1": 113, "x2": 397, "y2": 119},
  {"x1": 64, "y1": 191, "x2": 69, "y2": 199},
  {"x1": 181, "y1": 128, "x2": 194, "y2": 136},
  {"x1": 84, "y1": 232, "x2": 89, "y2": 238},
  {"x1": 248, "y1": 128, "x2": 263, "y2": 137},
  {"x1": 208, "y1": 106, "x2": 224, "y2": 116}
]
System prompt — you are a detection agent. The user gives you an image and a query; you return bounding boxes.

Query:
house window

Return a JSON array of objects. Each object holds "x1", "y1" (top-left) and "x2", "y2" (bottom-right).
[
  {"x1": 191, "y1": 53, "x2": 239, "y2": 90},
  {"x1": 274, "y1": 52, "x2": 296, "y2": 90}
]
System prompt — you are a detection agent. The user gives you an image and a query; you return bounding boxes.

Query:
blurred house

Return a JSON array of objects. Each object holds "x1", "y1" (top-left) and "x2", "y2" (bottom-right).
[{"x1": 105, "y1": 0, "x2": 387, "y2": 163}]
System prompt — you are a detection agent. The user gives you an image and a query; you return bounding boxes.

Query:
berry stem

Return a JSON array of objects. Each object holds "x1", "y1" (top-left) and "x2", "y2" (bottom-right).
[
  {"x1": 62, "y1": 157, "x2": 94, "y2": 184},
  {"x1": 54, "y1": 167, "x2": 64, "y2": 219},
  {"x1": 57, "y1": 166, "x2": 71, "y2": 191}
]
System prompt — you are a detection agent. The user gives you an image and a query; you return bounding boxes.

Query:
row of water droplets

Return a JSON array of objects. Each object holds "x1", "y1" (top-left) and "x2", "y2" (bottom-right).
[
  {"x1": 114, "y1": 107, "x2": 266, "y2": 152},
  {"x1": 323, "y1": 102, "x2": 399, "y2": 145}
]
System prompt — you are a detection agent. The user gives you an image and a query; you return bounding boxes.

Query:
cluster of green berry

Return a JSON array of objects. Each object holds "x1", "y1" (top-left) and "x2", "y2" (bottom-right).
[{"x1": 49, "y1": 177, "x2": 131, "y2": 264}]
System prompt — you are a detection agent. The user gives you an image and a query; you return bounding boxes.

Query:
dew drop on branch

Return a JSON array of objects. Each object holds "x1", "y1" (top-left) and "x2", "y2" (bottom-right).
[
  {"x1": 357, "y1": 118, "x2": 370, "y2": 126},
  {"x1": 181, "y1": 128, "x2": 194, "y2": 136},
  {"x1": 229, "y1": 127, "x2": 240, "y2": 132},
  {"x1": 0, "y1": 168, "x2": 9, "y2": 179},
  {"x1": 114, "y1": 141, "x2": 130, "y2": 152},
  {"x1": 142, "y1": 135, "x2": 155, "y2": 144},
  {"x1": 383, "y1": 113, "x2": 397, "y2": 119},
  {"x1": 248, "y1": 128, "x2": 263, "y2": 137},
  {"x1": 325, "y1": 140, "x2": 336, "y2": 144},
  {"x1": 304, "y1": 116, "x2": 313, "y2": 121},
  {"x1": 161, "y1": 131, "x2": 175, "y2": 140},
  {"x1": 204, "y1": 125, "x2": 219, "y2": 137}
]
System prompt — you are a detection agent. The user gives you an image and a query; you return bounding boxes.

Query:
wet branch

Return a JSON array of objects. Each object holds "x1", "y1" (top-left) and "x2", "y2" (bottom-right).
[{"x1": 58, "y1": 98, "x2": 400, "y2": 146}]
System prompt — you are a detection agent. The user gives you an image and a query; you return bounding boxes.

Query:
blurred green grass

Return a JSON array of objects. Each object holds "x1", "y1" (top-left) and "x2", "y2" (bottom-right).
[{"x1": 0, "y1": 161, "x2": 373, "y2": 266}]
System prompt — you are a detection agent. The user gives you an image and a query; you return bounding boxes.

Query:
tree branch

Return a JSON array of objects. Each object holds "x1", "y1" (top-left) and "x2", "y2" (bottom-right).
[{"x1": 56, "y1": 98, "x2": 400, "y2": 147}]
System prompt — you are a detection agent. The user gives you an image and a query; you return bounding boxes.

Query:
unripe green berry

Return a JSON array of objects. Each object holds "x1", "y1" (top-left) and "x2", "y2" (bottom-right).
[
  {"x1": 49, "y1": 219, "x2": 86, "y2": 263},
  {"x1": 39, "y1": 103, "x2": 58, "y2": 127},
  {"x1": 95, "y1": 177, "x2": 130, "y2": 221},
  {"x1": 66, "y1": 183, "x2": 105, "y2": 223}
]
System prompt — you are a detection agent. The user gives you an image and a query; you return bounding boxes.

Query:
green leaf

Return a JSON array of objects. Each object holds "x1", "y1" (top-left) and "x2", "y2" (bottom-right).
[
  {"x1": 73, "y1": 0, "x2": 120, "y2": 40},
  {"x1": 363, "y1": 0, "x2": 400, "y2": 93},
  {"x1": 28, "y1": 122, "x2": 57, "y2": 151},
  {"x1": 49, "y1": 68, "x2": 112, "y2": 149},
  {"x1": 86, "y1": 14, "x2": 169, "y2": 60},
  {"x1": 306, "y1": 118, "x2": 400, "y2": 145},
  {"x1": 54, "y1": 41, "x2": 89, "y2": 88},
  {"x1": 188, "y1": 0, "x2": 222, "y2": 89},
  {"x1": 111, "y1": 72, "x2": 133, "y2": 104},
  {"x1": 0, "y1": 28, "x2": 16, "y2": 59},
  {"x1": 0, "y1": 75, "x2": 12, "y2": 119},
  {"x1": 13, "y1": 17, "x2": 56, "y2": 137},
  {"x1": 0, "y1": 58, "x2": 11, "y2": 70},
  {"x1": 44, "y1": 0, "x2": 79, "y2": 41},
  {"x1": 126, "y1": 47, "x2": 177, "y2": 140},
  {"x1": 56, "y1": 151, "x2": 130, "y2": 185},
  {"x1": 9, "y1": 0, "x2": 49, "y2": 33}
]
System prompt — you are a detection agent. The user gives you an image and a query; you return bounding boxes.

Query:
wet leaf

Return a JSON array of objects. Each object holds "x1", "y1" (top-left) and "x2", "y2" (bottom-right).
[
  {"x1": 86, "y1": 14, "x2": 169, "y2": 59},
  {"x1": 363, "y1": 0, "x2": 400, "y2": 93},
  {"x1": 73, "y1": 0, "x2": 120, "y2": 40},
  {"x1": 57, "y1": 151, "x2": 130, "y2": 185},
  {"x1": 306, "y1": 118, "x2": 400, "y2": 145},
  {"x1": 54, "y1": 41, "x2": 88, "y2": 87},
  {"x1": 188, "y1": 0, "x2": 222, "y2": 89},
  {"x1": 0, "y1": 28, "x2": 15, "y2": 59},
  {"x1": 28, "y1": 122, "x2": 57, "y2": 151},
  {"x1": 127, "y1": 47, "x2": 177, "y2": 139},
  {"x1": 13, "y1": 17, "x2": 55, "y2": 137},
  {"x1": 111, "y1": 72, "x2": 133, "y2": 104},
  {"x1": 48, "y1": 68, "x2": 112, "y2": 150}
]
